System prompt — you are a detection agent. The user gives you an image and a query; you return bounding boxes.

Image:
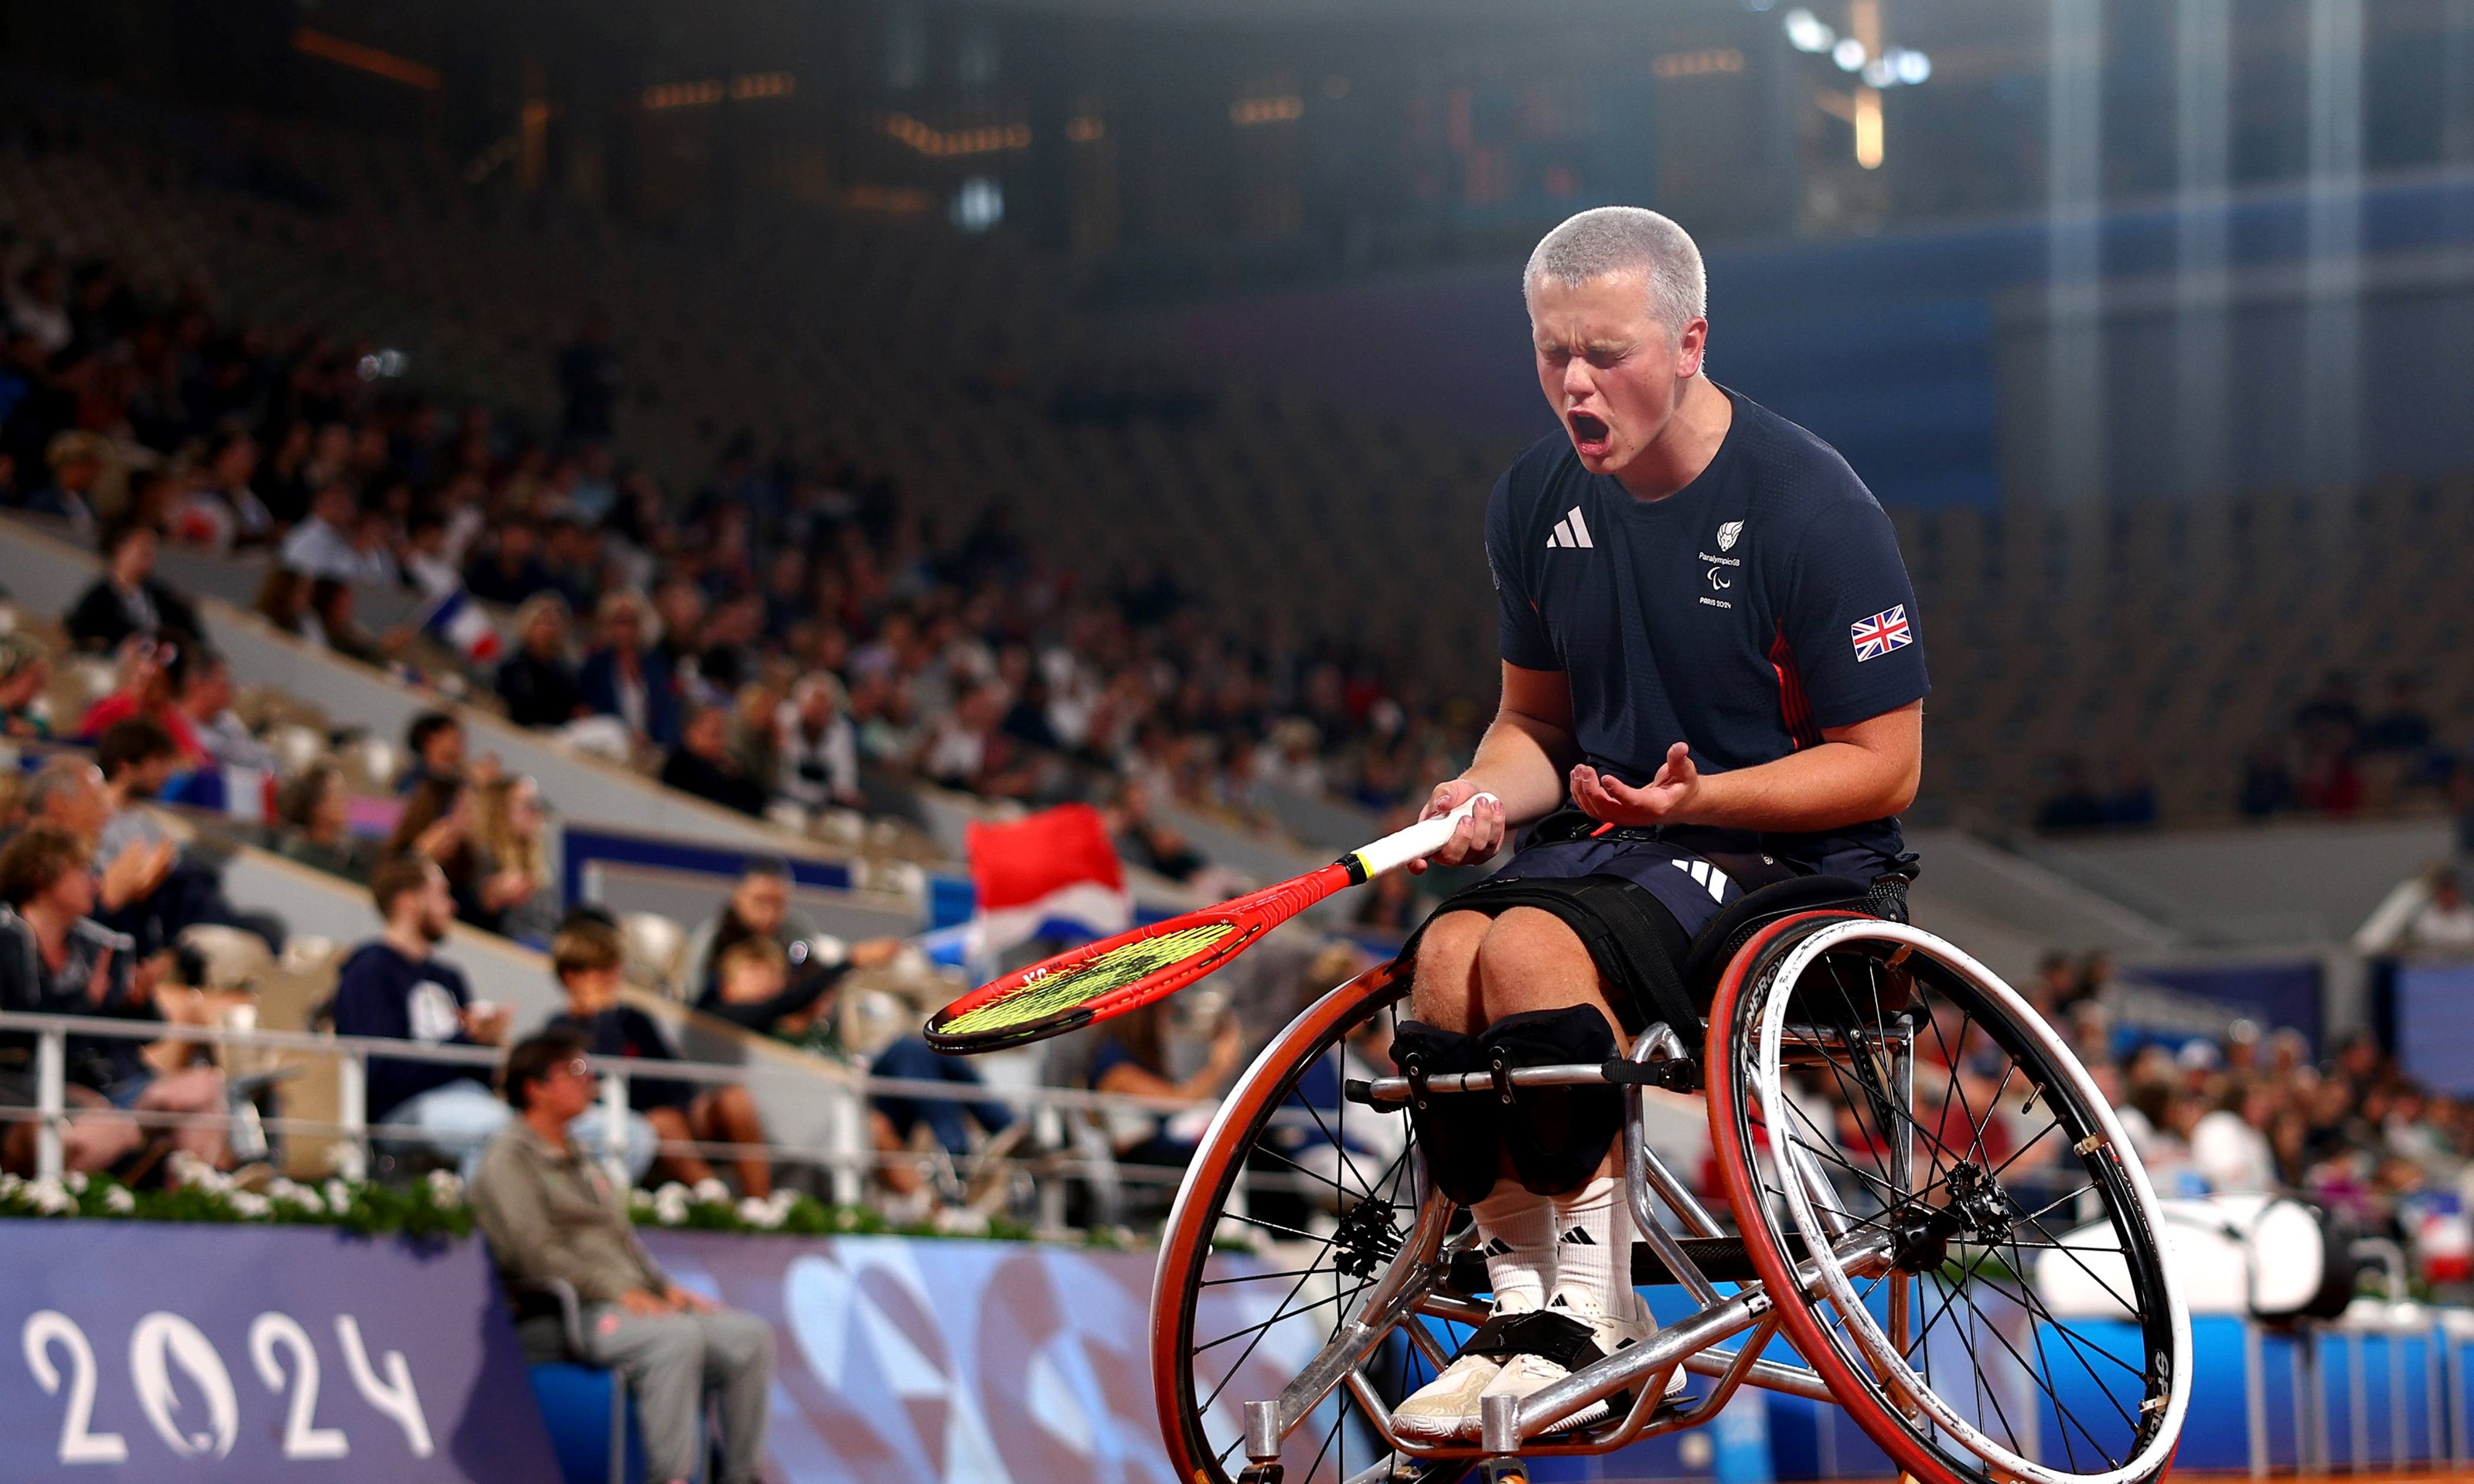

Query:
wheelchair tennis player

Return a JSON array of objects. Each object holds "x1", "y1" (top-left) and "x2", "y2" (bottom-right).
[{"x1": 1389, "y1": 206, "x2": 1930, "y2": 1442}]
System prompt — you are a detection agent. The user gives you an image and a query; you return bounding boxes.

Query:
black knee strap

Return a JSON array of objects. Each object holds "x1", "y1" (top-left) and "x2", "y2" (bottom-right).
[
  {"x1": 1389, "y1": 1019, "x2": 1498, "y2": 1207},
  {"x1": 1402, "y1": 873, "x2": 1696, "y2": 1039},
  {"x1": 1481, "y1": 1006, "x2": 1622, "y2": 1197}
]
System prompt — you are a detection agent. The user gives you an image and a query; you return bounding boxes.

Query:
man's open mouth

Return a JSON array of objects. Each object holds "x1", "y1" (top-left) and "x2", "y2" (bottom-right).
[{"x1": 1569, "y1": 410, "x2": 1612, "y2": 457}]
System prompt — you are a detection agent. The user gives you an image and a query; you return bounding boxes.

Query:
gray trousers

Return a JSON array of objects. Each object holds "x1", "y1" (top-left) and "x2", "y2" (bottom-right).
[{"x1": 582, "y1": 1305, "x2": 775, "y2": 1484}]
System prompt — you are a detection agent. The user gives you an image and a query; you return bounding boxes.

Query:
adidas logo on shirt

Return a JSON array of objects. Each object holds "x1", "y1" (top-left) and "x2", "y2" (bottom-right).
[
  {"x1": 1671, "y1": 858, "x2": 1729, "y2": 903},
  {"x1": 1545, "y1": 505, "x2": 1594, "y2": 550}
]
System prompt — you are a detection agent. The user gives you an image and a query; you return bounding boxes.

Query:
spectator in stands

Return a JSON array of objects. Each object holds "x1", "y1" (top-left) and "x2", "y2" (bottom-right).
[
  {"x1": 19, "y1": 757, "x2": 172, "y2": 914},
  {"x1": 540, "y1": 516, "x2": 601, "y2": 617},
  {"x1": 661, "y1": 703, "x2": 768, "y2": 818},
  {"x1": 580, "y1": 590, "x2": 680, "y2": 748},
  {"x1": 66, "y1": 522, "x2": 201, "y2": 653},
  {"x1": 303, "y1": 576, "x2": 397, "y2": 669},
  {"x1": 0, "y1": 634, "x2": 52, "y2": 739},
  {"x1": 274, "y1": 763, "x2": 379, "y2": 883},
  {"x1": 689, "y1": 931, "x2": 796, "y2": 1026},
  {"x1": 5, "y1": 260, "x2": 71, "y2": 355},
  {"x1": 495, "y1": 594, "x2": 584, "y2": 729},
  {"x1": 2407, "y1": 867, "x2": 2474, "y2": 957},
  {"x1": 776, "y1": 672, "x2": 861, "y2": 813},
  {"x1": 677, "y1": 856, "x2": 860, "y2": 1001},
  {"x1": 473, "y1": 774, "x2": 559, "y2": 945},
  {"x1": 385, "y1": 778, "x2": 538, "y2": 936},
  {"x1": 30, "y1": 430, "x2": 106, "y2": 534},
  {"x1": 1109, "y1": 779, "x2": 1207, "y2": 883},
  {"x1": 867, "y1": 1035, "x2": 1017, "y2": 1207},
  {"x1": 178, "y1": 431, "x2": 276, "y2": 553},
  {"x1": 328, "y1": 856, "x2": 515, "y2": 1166},
  {"x1": 171, "y1": 644, "x2": 276, "y2": 771},
  {"x1": 0, "y1": 825, "x2": 229, "y2": 1176},
  {"x1": 398, "y1": 710, "x2": 469, "y2": 795},
  {"x1": 76, "y1": 636, "x2": 202, "y2": 765},
  {"x1": 465, "y1": 521, "x2": 555, "y2": 608},
  {"x1": 920, "y1": 683, "x2": 1034, "y2": 799},
  {"x1": 2188, "y1": 1080, "x2": 2279, "y2": 1193},
  {"x1": 1086, "y1": 999, "x2": 1245, "y2": 1170},
  {"x1": 278, "y1": 483, "x2": 386, "y2": 584},
  {"x1": 91, "y1": 718, "x2": 276, "y2": 953},
  {"x1": 544, "y1": 922, "x2": 773, "y2": 1196},
  {"x1": 471, "y1": 1030, "x2": 775, "y2": 1484}
]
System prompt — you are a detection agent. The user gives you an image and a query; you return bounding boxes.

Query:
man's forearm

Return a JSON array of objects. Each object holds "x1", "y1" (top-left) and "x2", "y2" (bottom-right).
[
  {"x1": 1684, "y1": 741, "x2": 1917, "y2": 832},
  {"x1": 1464, "y1": 710, "x2": 1580, "y2": 825}
]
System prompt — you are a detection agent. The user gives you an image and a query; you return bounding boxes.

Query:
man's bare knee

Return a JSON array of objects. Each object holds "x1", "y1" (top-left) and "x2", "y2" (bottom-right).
[
  {"x1": 1409, "y1": 910, "x2": 1491, "y2": 1033},
  {"x1": 1475, "y1": 908, "x2": 1621, "y2": 1033}
]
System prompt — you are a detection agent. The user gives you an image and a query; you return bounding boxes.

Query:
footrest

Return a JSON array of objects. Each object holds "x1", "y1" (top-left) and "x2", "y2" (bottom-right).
[{"x1": 1445, "y1": 1234, "x2": 1807, "y2": 1293}]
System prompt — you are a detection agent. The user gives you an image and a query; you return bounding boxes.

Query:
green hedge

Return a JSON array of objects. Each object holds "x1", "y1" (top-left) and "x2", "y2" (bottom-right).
[{"x1": 0, "y1": 1166, "x2": 1104, "y2": 1246}]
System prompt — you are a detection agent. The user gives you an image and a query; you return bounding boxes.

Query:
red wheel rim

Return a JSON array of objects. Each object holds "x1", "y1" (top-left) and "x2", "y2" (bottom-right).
[{"x1": 1147, "y1": 962, "x2": 1403, "y2": 1484}]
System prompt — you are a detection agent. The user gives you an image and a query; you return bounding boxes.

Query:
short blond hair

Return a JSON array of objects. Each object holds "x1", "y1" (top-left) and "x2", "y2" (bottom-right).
[{"x1": 1524, "y1": 206, "x2": 1708, "y2": 336}]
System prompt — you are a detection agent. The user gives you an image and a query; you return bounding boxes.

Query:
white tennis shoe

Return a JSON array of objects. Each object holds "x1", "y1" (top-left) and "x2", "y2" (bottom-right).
[{"x1": 1474, "y1": 1295, "x2": 1682, "y2": 1433}]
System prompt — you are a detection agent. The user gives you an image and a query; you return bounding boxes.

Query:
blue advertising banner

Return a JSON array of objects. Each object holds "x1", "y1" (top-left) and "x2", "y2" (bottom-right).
[
  {"x1": 0, "y1": 1223, "x2": 557, "y2": 1482},
  {"x1": 645, "y1": 1230, "x2": 1177, "y2": 1484}
]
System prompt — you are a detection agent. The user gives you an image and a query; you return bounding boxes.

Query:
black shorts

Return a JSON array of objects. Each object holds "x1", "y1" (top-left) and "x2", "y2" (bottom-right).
[{"x1": 1403, "y1": 869, "x2": 1701, "y2": 1038}]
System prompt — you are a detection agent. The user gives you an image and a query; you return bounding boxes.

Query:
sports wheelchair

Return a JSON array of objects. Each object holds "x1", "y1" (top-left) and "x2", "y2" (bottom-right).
[{"x1": 1149, "y1": 878, "x2": 2191, "y2": 1484}]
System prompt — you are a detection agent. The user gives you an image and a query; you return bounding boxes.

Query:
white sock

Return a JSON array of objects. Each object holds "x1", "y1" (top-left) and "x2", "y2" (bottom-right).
[
  {"x1": 1548, "y1": 1176, "x2": 1641, "y2": 1323},
  {"x1": 1470, "y1": 1183, "x2": 1556, "y2": 1315}
]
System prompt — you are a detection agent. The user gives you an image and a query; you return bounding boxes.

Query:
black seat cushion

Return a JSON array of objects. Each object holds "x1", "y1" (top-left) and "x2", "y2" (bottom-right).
[{"x1": 1678, "y1": 874, "x2": 1873, "y2": 1004}]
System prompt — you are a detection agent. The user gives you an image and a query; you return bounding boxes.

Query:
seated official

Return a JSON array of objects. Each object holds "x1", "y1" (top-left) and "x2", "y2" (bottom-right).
[
  {"x1": 472, "y1": 1031, "x2": 776, "y2": 1484},
  {"x1": 544, "y1": 922, "x2": 774, "y2": 1197}
]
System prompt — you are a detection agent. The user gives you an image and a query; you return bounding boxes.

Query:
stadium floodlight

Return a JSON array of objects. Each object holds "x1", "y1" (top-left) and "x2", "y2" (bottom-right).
[
  {"x1": 951, "y1": 177, "x2": 1004, "y2": 233},
  {"x1": 1832, "y1": 36, "x2": 1868, "y2": 72},
  {"x1": 1782, "y1": 9, "x2": 1835, "y2": 53}
]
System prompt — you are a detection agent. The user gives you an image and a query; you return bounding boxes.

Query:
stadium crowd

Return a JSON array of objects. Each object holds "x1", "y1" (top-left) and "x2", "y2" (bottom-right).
[
  {"x1": 0, "y1": 245, "x2": 1471, "y2": 872},
  {"x1": 2029, "y1": 949, "x2": 2474, "y2": 1264}
]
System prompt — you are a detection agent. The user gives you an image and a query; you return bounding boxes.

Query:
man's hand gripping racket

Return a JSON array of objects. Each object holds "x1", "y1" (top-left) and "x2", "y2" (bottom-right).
[{"x1": 924, "y1": 793, "x2": 1499, "y2": 1053}]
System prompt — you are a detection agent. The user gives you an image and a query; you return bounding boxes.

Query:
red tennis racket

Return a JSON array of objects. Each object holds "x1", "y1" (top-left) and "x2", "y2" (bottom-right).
[{"x1": 923, "y1": 794, "x2": 1495, "y2": 1053}]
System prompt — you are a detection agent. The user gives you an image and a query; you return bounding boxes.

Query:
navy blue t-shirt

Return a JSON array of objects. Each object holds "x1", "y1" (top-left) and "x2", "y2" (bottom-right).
[
  {"x1": 1487, "y1": 388, "x2": 1929, "y2": 877},
  {"x1": 330, "y1": 941, "x2": 478, "y2": 1122}
]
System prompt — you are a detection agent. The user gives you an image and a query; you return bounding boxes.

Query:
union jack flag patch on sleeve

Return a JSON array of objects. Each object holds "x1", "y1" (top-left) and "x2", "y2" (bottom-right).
[{"x1": 1850, "y1": 605, "x2": 1912, "y2": 662}]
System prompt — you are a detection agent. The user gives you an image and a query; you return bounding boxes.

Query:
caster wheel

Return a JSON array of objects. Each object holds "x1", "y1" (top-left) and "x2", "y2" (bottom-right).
[{"x1": 1238, "y1": 1465, "x2": 1284, "y2": 1484}]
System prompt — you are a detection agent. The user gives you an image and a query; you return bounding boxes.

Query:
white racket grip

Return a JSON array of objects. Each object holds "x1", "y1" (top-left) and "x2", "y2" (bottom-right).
[{"x1": 1348, "y1": 793, "x2": 1499, "y2": 880}]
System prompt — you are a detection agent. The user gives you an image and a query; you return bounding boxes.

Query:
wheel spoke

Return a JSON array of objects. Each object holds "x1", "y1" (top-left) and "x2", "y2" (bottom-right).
[{"x1": 1733, "y1": 932, "x2": 2184, "y2": 1484}]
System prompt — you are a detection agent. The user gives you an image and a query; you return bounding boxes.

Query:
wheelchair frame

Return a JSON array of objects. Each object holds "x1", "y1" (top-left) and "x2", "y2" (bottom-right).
[{"x1": 1228, "y1": 1011, "x2": 1920, "y2": 1484}]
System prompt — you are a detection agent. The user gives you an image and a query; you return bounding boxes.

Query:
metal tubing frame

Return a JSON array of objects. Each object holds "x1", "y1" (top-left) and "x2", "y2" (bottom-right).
[{"x1": 1240, "y1": 1038, "x2": 1862, "y2": 1470}]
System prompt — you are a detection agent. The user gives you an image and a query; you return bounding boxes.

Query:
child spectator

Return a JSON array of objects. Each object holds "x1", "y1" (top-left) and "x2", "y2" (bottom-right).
[{"x1": 544, "y1": 922, "x2": 772, "y2": 1196}]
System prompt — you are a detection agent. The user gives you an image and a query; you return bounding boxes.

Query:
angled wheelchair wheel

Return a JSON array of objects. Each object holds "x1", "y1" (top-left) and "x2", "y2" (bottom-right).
[
  {"x1": 1704, "y1": 914, "x2": 2190, "y2": 1484},
  {"x1": 1151, "y1": 962, "x2": 1471, "y2": 1484}
]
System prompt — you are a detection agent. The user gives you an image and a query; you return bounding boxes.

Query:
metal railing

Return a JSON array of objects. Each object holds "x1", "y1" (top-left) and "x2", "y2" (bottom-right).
[{"x1": 0, "y1": 1009, "x2": 1282, "y2": 1230}]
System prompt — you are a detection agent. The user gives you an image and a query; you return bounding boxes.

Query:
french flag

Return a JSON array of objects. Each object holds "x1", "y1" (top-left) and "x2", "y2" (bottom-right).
[
  {"x1": 421, "y1": 587, "x2": 503, "y2": 664},
  {"x1": 163, "y1": 765, "x2": 278, "y2": 822},
  {"x1": 956, "y1": 803, "x2": 1132, "y2": 962}
]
